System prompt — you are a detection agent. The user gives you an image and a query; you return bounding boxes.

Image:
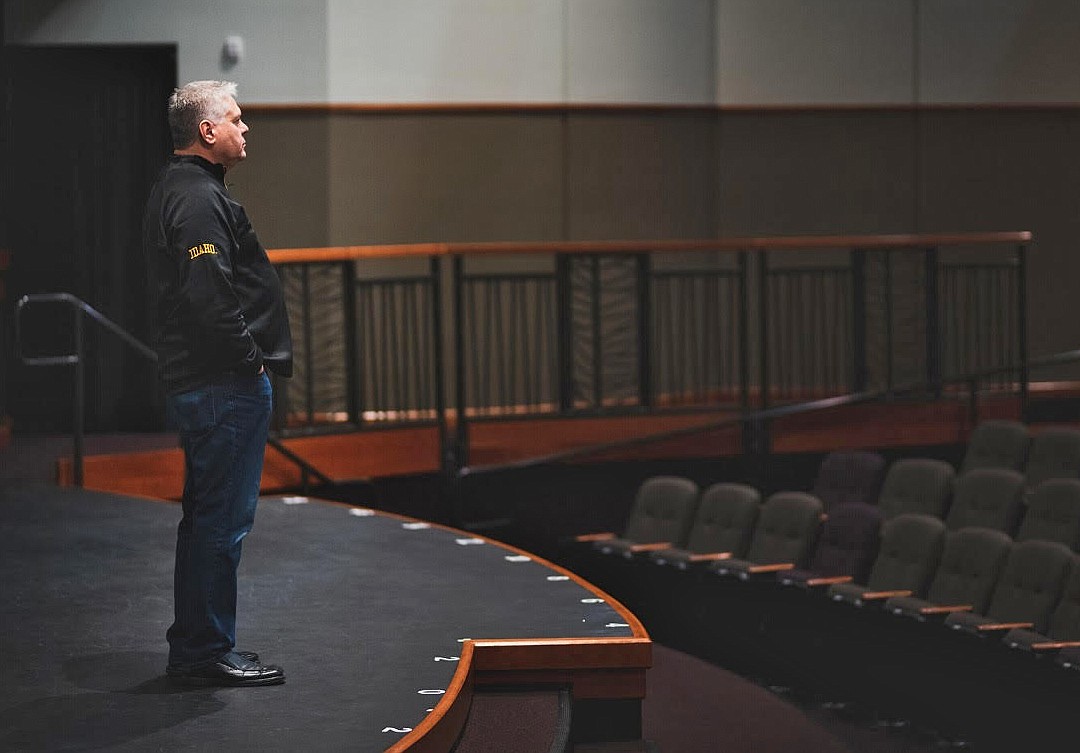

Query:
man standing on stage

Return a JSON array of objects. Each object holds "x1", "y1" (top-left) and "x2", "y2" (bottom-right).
[{"x1": 143, "y1": 80, "x2": 292, "y2": 686}]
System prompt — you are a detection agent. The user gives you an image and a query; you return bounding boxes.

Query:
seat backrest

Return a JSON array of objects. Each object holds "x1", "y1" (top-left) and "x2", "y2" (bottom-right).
[
  {"x1": 743, "y1": 491, "x2": 824, "y2": 567},
  {"x1": 960, "y1": 419, "x2": 1030, "y2": 474},
  {"x1": 925, "y1": 527, "x2": 1012, "y2": 613},
  {"x1": 984, "y1": 539, "x2": 1074, "y2": 632},
  {"x1": 864, "y1": 513, "x2": 947, "y2": 593},
  {"x1": 684, "y1": 482, "x2": 761, "y2": 557},
  {"x1": 805, "y1": 502, "x2": 883, "y2": 582},
  {"x1": 944, "y1": 468, "x2": 1025, "y2": 534},
  {"x1": 811, "y1": 450, "x2": 887, "y2": 510},
  {"x1": 1016, "y1": 478, "x2": 1080, "y2": 551},
  {"x1": 622, "y1": 476, "x2": 700, "y2": 546},
  {"x1": 1046, "y1": 556, "x2": 1080, "y2": 641},
  {"x1": 876, "y1": 458, "x2": 955, "y2": 520},
  {"x1": 1024, "y1": 428, "x2": 1080, "y2": 491}
]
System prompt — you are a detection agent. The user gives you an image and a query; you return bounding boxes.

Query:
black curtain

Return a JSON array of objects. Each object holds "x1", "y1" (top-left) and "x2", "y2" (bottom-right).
[{"x1": 4, "y1": 45, "x2": 176, "y2": 433}]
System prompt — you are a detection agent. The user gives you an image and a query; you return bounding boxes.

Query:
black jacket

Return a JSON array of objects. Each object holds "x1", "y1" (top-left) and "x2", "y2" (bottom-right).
[{"x1": 143, "y1": 154, "x2": 293, "y2": 394}]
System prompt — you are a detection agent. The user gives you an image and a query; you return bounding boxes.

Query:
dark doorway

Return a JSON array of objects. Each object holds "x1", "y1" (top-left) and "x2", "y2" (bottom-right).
[{"x1": 3, "y1": 44, "x2": 176, "y2": 433}]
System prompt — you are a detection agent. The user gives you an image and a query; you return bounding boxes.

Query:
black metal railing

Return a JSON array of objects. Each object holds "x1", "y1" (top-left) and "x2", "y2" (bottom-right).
[
  {"x1": 274, "y1": 257, "x2": 446, "y2": 432},
  {"x1": 457, "y1": 344, "x2": 1080, "y2": 483},
  {"x1": 269, "y1": 233, "x2": 1030, "y2": 473},
  {"x1": 651, "y1": 266, "x2": 745, "y2": 409},
  {"x1": 15, "y1": 293, "x2": 157, "y2": 486},
  {"x1": 13, "y1": 232, "x2": 1030, "y2": 489},
  {"x1": 15, "y1": 292, "x2": 336, "y2": 489}
]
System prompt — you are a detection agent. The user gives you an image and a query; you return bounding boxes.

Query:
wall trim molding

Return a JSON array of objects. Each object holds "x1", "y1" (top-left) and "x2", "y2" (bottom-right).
[{"x1": 243, "y1": 101, "x2": 1080, "y2": 115}]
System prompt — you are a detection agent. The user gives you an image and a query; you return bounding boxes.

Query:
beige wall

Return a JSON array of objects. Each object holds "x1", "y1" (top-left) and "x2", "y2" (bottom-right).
[{"x1": 236, "y1": 105, "x2": 1079, "y2": 363}]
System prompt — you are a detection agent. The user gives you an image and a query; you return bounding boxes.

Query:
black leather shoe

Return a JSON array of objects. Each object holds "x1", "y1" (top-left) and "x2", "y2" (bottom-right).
[{"x1": 167, "y1": 651, "x2": 285, "y2": 687}]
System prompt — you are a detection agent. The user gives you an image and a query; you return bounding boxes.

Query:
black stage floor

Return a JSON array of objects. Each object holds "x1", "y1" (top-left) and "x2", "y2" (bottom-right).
[{"x1": 0, "y1": 483, "x2": 637, "y2": 752}]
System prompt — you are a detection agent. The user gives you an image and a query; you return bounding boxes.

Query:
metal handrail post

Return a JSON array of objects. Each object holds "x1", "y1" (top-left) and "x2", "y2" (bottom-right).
[
  {"x1": 885, "y1": 250, "x2": 894, "y2": 397},
  {"x1": 430, "y1": 255, "x2": 450, "y2": 474},
  {"x1": 737, "y1": 251, "x2": 750, "y2": 412},
  {"x1": 925, "y1": 246, "x2": 942, "y2": 398},
  {"x1": 555, "y1": 254, "x2": 573, "y2": 413},
  {"x1": 758, "y1": 251, "x2": 769, "y2": 411},
  {"x1": 636, "y1": 253, "x2": 653, "y2": 409},
  {"x1": 341, "y1": 260, "x2": 361, "y2": 425},
  {"x1": 72, "y1": 307, "x2": 85, "y2": 487},
  {"x1": 1018, "y1": 243, "x2": 1029, "y2": 419},
  {"x1": 301, "y1": 265, "x2": 315, "y2": 425},
  {"x1": 451, "y1": 254, "x2": 468, "y2": 470},
  {"x1": 851, "y1": 248, "x2": 868, "y2": 392}
]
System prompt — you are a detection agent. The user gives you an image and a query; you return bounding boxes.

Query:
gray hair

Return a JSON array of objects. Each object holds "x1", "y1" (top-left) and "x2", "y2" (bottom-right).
[{"x1": 168, "y1": 80, "x2": 239, "y2": 149}]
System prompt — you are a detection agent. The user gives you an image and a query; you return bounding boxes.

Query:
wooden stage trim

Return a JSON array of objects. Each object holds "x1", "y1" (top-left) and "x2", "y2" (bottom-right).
[
  {"x1": 372, "y1": 503, "x2": 651, "y2": 753},
  {"x1": 393, "y1": 637, "x2": 653, "y2": 753}
]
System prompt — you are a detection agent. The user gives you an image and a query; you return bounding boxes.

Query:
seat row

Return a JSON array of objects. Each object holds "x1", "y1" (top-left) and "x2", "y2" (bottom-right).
[
  {"x1": 809, "y1": 420, "x2": 1080, "y2": 516},
  {"x1": 561, "y1": 456, "x2": 1080, "y2": 749},
  {"x1": 577, "y1": 465, "x2": 1080, "y2": 585}
]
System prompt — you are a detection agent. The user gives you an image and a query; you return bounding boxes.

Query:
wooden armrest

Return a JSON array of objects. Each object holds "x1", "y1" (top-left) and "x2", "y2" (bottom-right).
[
  {"x1": 575, "y1": 532, "x2": 616, "y2": 542},
  {"x1": 687, "y1": 552, "x2": 732, "y2": 562},
  {"x1": 861, "y1": 589, "x2": 912, "y2": 600},
  {"x1": 805, "y1": 575, "x2": 853, "y2": 587},
  {"x1": 919, "y1": 604, "x2": 973, "y2": 615},
  {"x1": 976, "y1": 622, "x2": 1034, "y2": 632},
  {"x1": 748, "y1": 562, "x2": 795, "y2": 574},
  {"x1": 1031, "y1": 641, "x2": 1080, "y2": 651},
  {"x1": 628, "y1": 541, "x2": 673, "y2": 553}
]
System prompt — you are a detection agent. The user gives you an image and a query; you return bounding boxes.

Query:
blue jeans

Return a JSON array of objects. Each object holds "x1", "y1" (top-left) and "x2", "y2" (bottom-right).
[{"x1": 165, "y1": 371, "x2": 272, "y2": 670}]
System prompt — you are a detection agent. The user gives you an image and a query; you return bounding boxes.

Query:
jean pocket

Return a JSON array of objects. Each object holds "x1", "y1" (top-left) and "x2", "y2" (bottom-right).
[{"x1": 168, "y1": 387, "x2": 218, "y2": 434}]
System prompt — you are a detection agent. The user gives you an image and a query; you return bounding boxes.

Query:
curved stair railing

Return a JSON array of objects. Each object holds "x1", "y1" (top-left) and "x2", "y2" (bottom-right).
[{"x1": 14, "y1": 292, "x2": 331, "y2": 490}]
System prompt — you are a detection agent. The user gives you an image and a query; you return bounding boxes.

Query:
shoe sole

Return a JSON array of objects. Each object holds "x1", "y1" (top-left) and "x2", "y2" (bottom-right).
[{"x1": 169, "y1": 673, "x2": 285, "y2": 687}]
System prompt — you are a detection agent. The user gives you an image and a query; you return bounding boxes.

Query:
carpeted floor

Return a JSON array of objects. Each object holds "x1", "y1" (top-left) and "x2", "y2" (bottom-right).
[{"x1": 643, "y1": 644, "x2": 951, "y2": 753}]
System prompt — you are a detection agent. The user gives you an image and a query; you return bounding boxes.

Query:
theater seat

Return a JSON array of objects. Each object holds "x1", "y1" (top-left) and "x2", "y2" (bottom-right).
[
  {"x1": 944, "y1": 539, "x2": 1073, "y2": 636},
  {"x1": 960, "y1": 419, "x2": 1030, "y2": 474},
  {"x1": 828, "y1": 513, "x2": 946, "y2": 607},
  {"x1": 1002, "y1": 556, "x2": 1080, "y2": 660},
  {"x1": 577, "y1": 475, "x2": 700, "y2": 558},
  {"x1": 1015, "y1": 478, "x2": 1080, "y2": 551},
  {"x1": 778, "y1": 502, "x2": 882, "y2": 588},
  {"x1": 648, "y1": 482, "x2": 760, "y2": 568},
  {"x1": 709, "y1": 492, "x2": 823, "y2": 579},
  {"x1": 876, "y1": 458, "x2": 955, "y2": 521},
  {"x1": 811, "y1": 450, "x2": 886, "y2": 511},
  {"x1": 943, "y1": 468, "x2": 1025, "y2": 535},
  {"x1": 1023, "y1": 427, "x2": 1080, "y2": 493},
  {"x1": 886, "y1": 527, "x2": 1012, "y2": 620}
]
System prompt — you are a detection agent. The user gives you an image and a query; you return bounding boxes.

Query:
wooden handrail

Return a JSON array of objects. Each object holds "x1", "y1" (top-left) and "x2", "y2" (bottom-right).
[{"x1": 267, "y1": 231, "x2": 1032, "y2": 265}]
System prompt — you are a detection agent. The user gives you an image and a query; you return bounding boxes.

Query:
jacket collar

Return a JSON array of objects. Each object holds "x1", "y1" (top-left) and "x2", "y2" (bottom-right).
[{"x1": 170, "y1": 153, "x2": 226, "y2": 183}]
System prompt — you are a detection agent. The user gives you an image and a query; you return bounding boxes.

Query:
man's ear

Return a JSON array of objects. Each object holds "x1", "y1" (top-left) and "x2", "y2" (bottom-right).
[{"x1": 198, "y1": 119, "x2": 216, "y2": 145}]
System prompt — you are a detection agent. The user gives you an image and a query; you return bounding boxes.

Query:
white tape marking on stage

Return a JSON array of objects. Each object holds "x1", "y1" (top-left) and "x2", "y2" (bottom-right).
[
  {"x1": 281, "y1": 496, "x2": 308, "y2": 505},
  {"x1": 382, "y1": 727, "x2": 413, "y2": 734},
  {"x1": 581, "y1": 598, "x2": 605, "y2": 604},
  {"x1": 434, "y1": 656, "x2": 460, "y2": 662},
  {"x1": 455, "y1": 537, "x2": 485, "y2": 546},
  {"x1": 349, "y1": 508, "x2": 375, "y2": 517},
  {"x1": 418, "y1": 689, "x2": 446, "y2": 695},
  {"x1": 504, "y1": 555, "x2": 531, "y2": 562},
  {"x1": 547, "y1": 575, "x2": 571, "y2": 581},
  {"x1": 605, "y1": 622, "x2": 631, "y2": 628},
  {"x1": 402, "y1": 522, "x2": 431, "y2": 530}
]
